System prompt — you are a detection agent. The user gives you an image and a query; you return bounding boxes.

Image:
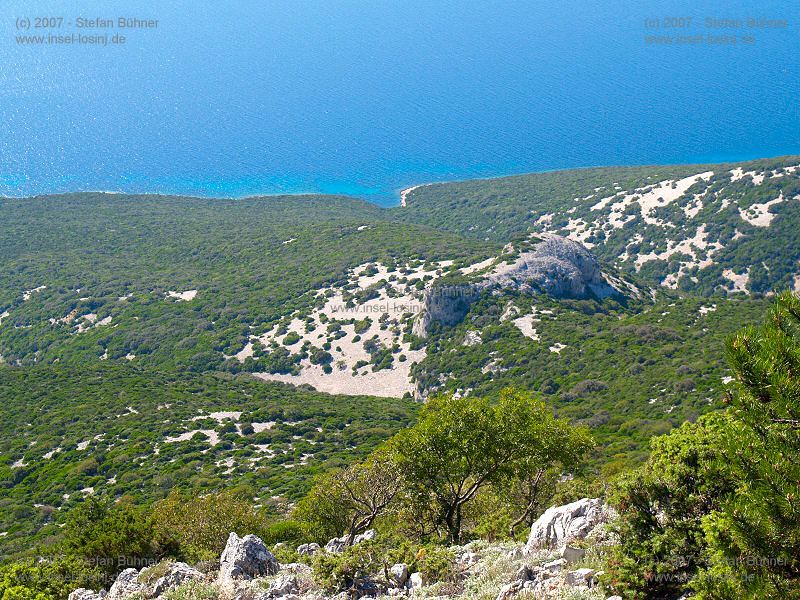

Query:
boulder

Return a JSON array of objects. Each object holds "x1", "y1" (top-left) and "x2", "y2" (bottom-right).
[
  {"x1": 566, "y1": 568, "x2": 595, "y2": 587},
  {"x1": 264, "y1": 574, "x2": 298, "y2": 598},
  {"x1": 218, "y1": 533, "x2": 280, "y2": 585},
  {"x1": 150, "y1": 562, "x2": 204, "y2": 597},
  {"x1": 543, "y1": 558, "x2": 567, "y2": 573},
  {"x1": 389, "y1": 563, "x2": 409, "y2": 587},
  {"x1": 561, "y1": 545, "x2": 586, "y2": 563},
  {"x1": 296, "y1": 542, "x2": 320, "y2": 556},
  {"x1": 409, "y1": 572, "x2": 424, "y2": 589},
  {"x1": 325, "y1": 529, "x2": 377, "y2": 553},
  {"x1": 324, "y1": 537, "x2": 346, "y2": 554},
  {"x1": 496, "y1": 580, "x2": 525, "y2": 600},
  {"x1": 108, "y1": 569, "x2": 142, "y2": 600},
  {"x1": 353, "y1": 529, "x2": 377, "y2": 545},
  {"x1": 514, "y1": 565, "x2": 534, "y2": 582},
  {"x1": 526, "y1": 498, "x2": 606, "y2": 550}
]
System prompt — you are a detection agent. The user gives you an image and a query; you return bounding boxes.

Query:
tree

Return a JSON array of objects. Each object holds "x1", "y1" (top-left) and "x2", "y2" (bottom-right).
[
  {"x1": 502, "y1": 415, "x2": 593, "y2": 539},
  {"x1": 294, "y1": 449, "x2": 403, "y2": 545},
  {"x1": 607, "y1": 412, "x2": 736, "y2": 599},
  {"x1": 390, "y1": 388, "x2": 592, "y2": 543},
  {"x1": 697, "y1": 290, "x2": 800, "y2": 598}
]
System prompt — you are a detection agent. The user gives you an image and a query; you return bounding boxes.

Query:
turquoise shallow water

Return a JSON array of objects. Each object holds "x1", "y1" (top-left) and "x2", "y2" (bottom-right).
[{"x1": 1, "y1": 0, "x2": 798, "y2": 205}]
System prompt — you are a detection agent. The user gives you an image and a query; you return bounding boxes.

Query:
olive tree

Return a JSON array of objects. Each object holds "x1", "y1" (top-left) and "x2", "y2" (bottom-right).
[{"x1": 389, "y1": 388, "x2": 592, "y2": 543}]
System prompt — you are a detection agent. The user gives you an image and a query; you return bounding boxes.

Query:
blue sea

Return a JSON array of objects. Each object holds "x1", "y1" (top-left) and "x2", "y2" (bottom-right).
[{"x1": 1, "y1": 0, "x2": 798, "y2": 205}]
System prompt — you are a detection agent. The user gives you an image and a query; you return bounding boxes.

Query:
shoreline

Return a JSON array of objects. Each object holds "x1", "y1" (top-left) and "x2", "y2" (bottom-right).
[
  {"x1": 398, "y1": 184, "x2": 430, "y2": 207},
  {"x1": 3, "y1": 152, "x2": 798, "y2": 206}
]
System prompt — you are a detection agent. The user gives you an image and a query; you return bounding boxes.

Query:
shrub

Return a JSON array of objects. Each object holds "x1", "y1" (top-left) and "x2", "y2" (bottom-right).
[{"x1": 152, "y1": 490, "x2": 271, "y2": 563}]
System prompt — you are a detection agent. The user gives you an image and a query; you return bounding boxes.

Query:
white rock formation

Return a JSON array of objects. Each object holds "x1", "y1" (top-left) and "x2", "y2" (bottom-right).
[{"x1": 526, "y1": 497, "x2": 606, "y2": 550}]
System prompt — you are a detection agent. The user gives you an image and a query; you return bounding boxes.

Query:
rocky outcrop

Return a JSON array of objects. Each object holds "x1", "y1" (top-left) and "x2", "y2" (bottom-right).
[
  {"x1": 526, "y1": 497, "x2": 606, "y2": 550},
  {"x1": 412, "y1": 284, "x2": 481, "y2": 337},
  {"x1": 108, "y1": 569, "x2": 142, "y2": 600},
  {"x1": 68, "y1": 512, "x2": 618, "y2": 600},
  {"x1": 486, "y1": 234, "x2": 620, "y2": 299},
  {"x1": 149, "y1": 562, "x2": 203, "y2": 597},
  {"x1": 218, "y1": 533, "x2": 280, "y2": 585},
  {"x1": 413, "y1": 234, "x2": 625, "y2": 337}
]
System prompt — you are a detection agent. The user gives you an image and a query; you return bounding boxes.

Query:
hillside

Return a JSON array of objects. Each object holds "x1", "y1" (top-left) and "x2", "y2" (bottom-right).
[
  {"x1": 0, "y1": 164, "x2": 789, "y2": 568},
  {"x1": 0, "y1": 193, "x2": 493, "y2": 370},
  {"x1": 397, "y1": 155, "x2": 800, "y2": 295},
  {"x1": 0, "y1": 364, "x2": 418, "y2": 560}
]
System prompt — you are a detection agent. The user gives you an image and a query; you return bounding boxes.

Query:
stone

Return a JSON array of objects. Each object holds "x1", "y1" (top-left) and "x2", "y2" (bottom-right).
[
  {"x1": 515, "y1": 565, "x2": 534, "y2": 582},
  {"x1": 324, "y1": 537, "x2": 346, "y2": 554},
  {"x1": 496, "y1": 580, "x2": 524, "y2": 600},
  {"x1": 108, "y1": 569, "x2": 142, "y2": 600},
  {"x1": 457, "y1": 551, "x2": 481, "y2": 567},
  {"x1": 150, "y1": 562, "x2": 204, "y2": 597},
  {"x1": 543, "y1": 558, "x2": 567, "y2": 573},
  {"x1": 566, "y1": 568, "x2": 596, "y2": 587},
  {"x1": 69, "y1": 589, "x2": 105, "y2": 600},
  {"x1": 218, "y1": 532, "x2": 280, "y2": 585},
  {"x1": 389, "y1": 563, "x2": 409, "y2": 587},
  {"x1": 606, "y1": 596, "x2": 623, "y2": 600},
  {"x1": 527, "y1": 498, "x2": 606, "y2": 550},
  {"x1": 264, "y1": 575, "x2": 298, "y2": 598},
  {"x1": 325, "y1": 529, "x2": 376, "y2": 553},
  {"x1": 409, "y1": 572, "x2": 424, "y2": 589},
  {"x1": 561, "y1": 545, "x2": 586, "y2": 563},
  {"x1": 353, "y1": 529, "x2": 377, "y2": 545},
  {"x1": 296, "y1": 542, "x2": 320, "y2": 556}
]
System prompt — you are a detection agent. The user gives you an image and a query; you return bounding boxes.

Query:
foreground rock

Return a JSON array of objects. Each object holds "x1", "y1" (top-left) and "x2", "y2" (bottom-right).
[
  {"x1": 149, "y1": 562, "x2": 204, "y2": 597},
  {"x1": 108, "y1": 569, "x2": 142, "y2": 600},
  {"x1": 218, "y1": 532, "x2": 280, "y2": 585},
  {"x1": 70, "y1": 504, "x2": 620, "y2": 600},
  {"x1": 323, "y1": 528, "x2": 377, "y2": 554},
  {"x1": 526, "y1": 497, "x2": 606, "y2": 550}
]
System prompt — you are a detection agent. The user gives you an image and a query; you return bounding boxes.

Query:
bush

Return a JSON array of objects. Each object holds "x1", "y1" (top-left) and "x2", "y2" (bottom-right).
[
  {"x1": 152, "y1": 489, "x2": 271, "y2": 563},
  {"x1": 0, "y1": 555, "x2": 104, "y2": 600},
  {"x1": 61, "y1": 497, "x2": 159, "y2": 580}
]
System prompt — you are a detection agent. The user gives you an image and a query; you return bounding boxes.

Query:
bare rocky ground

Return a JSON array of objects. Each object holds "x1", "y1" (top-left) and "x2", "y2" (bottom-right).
[{"x1": 69, "y1": 499, "x2": 623, "y2": 600}]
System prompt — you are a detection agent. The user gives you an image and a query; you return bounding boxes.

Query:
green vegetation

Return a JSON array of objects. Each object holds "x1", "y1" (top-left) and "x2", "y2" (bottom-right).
[
  {"x1": 1, "y1": 160, "x2": 799, "y2": 598},
  {"x1": 0, "y1": 364, "x2": 417, "y2": 560},
  {"x1": 0, "y1": 193, "x2": 492, "y2": 370},
  {"x1": 606, "y1": 292, "x2": 800, "y2": 598},
  {"x1": 389, "y1": 389, "x2": 592, "y2": 543},
  {"x1": 414, "y1": 291, "x2": 769, "y2": 467},
  {"x1": 397, "y1": 156, "x2": 800, "y2": 295}
]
